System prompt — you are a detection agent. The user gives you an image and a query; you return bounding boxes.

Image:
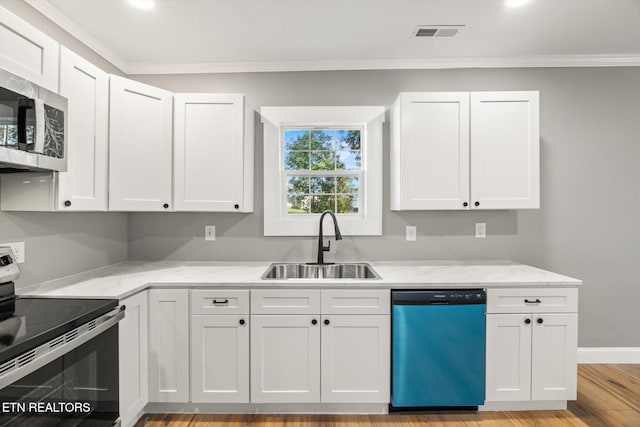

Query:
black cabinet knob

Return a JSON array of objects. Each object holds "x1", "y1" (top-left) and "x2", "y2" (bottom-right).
[
  {"x1": 525, "y1": 318, "x2": 531, "y2": 325},
  {"x1": 234, "y1": 204, "x2": 240, "y2": 209},
  {"x1": 463, "y1": 202, "x2": 468, "y2": 207},
  {"x1": 474, "y1": 201, "x2": 480, "y2": 207},
  {"x1": 64, "y1": 200, "x2": 71, "y2": 207},
  {"x1": 324, "y1": 319, "x2": 330, "y2": 326},
  {"x1": 163, "y1": 203, "x2": 169, "y2": 209},
  {"x1": 537, "y1": 318, "x2": 544, "y2": 324},
  {"x1": 311, "y1": 319, "x2": 317, "y2": 325},
  {"x1": 239, "y1": 319, "x2": 245, "y2": 325}
]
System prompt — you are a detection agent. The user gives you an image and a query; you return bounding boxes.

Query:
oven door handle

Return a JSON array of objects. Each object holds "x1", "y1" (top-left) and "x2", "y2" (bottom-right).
[{"x1": 0, "y1": 307, "x2": 125, "y2": 389}]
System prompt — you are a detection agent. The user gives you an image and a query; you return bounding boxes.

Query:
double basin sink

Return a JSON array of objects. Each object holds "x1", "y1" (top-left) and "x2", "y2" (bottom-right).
[{"x1": 262, "y1": 263, "x2": 380, "y2": 280}]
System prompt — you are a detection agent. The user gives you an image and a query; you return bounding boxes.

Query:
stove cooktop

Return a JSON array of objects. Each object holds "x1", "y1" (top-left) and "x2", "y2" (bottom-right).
[{"x1": 0, "y1": 294, "x2": 118, "y2": 365}]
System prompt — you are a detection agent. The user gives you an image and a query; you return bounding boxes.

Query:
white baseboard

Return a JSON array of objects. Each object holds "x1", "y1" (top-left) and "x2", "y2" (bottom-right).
[{"x1": 578, "y1": 347, "x2": 640, "y2": 364}]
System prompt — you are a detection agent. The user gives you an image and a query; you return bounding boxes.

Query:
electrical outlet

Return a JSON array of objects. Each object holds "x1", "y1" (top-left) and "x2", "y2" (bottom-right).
[
  {"x1": 2, "y1": 242, "x2": 25, "y2": 263},
  {"x1": 205, "y1": 225, "x2": 216, "y2": 241},
  {"x1": 406, "y1": 226, "x2": 417, "y2": 241},
  {"x1": 475, "y1": 223, "x2": 486, "y2": 239}
]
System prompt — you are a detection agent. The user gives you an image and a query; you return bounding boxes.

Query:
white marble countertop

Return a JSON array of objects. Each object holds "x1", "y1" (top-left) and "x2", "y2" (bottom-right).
[{"x1": 17, "y1": 260, "x2": 582, "y2": 300}]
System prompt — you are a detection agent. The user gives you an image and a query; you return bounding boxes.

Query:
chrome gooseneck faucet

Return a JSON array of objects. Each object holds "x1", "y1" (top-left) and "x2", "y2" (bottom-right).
[{"x1": 316, "y1": 210, "x2": 343, "y2": 265}]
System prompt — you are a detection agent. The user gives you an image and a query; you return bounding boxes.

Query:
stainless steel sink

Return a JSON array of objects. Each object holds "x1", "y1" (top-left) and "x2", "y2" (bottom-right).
[{"x1": 261, "y1": 263, "x2": 380, "y2": 280}]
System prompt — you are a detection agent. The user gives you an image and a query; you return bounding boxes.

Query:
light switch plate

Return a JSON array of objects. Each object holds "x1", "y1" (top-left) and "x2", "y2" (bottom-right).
[
  {"x1": 406, "y1": 226, "x2": 417, "y2": 241},
  {"x1": 205, "y1": 225, "x2": 216, "y2": 241},
  {"x1": 475, "y1": 223, "x2": 486, "y2": 238}
]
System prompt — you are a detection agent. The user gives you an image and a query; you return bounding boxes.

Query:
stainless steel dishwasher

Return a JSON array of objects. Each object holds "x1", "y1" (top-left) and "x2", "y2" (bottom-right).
[{"x1": 391, "y1": 289, "x2": 486, "y2": 409}]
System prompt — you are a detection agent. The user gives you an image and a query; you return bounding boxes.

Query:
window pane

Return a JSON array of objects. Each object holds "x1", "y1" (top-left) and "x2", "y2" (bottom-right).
[
  {"x1": 337, "y1": 176, "x2": 359, "y2": 193},
  {"x1": 288, "y1": 194, "x2": 310, "y2": 214},
  {"x1": 310, "y1": 130, "x2": 334, "y2": 150},
  {"x1": 284, "y1": 130, "x2": 309, "y2": 151},
  {"x1": 285, "y1": 151, "x2": 310, "y2": 170},
  {"x1": 310, "y1": 177, "x2": 335, "y2": 194},
  {"x1": 311, "y1": 195, "x2": 335, "y2": 213},
  {"x1": 287, "y1": 176, "x2": 310, "y2": 193},
  {"x1": 337, "y1": 195, "x2": 359, "y2": 214},
  {"x1": 310, "y1": 151, "x2": 335, "y2": 170},
  {"x1": 336, "y1": 151, "x2": 361, "y2": 170},
  {"x1": 336, "y1": 130, "x2": 361, "y2": 150}
]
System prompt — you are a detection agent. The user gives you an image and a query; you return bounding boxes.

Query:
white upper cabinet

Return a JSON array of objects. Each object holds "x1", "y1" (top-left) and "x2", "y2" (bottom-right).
[
  {"x1": 391, "y1": 91, "x2": 539, "y2": 210},
  {"x1": 109, "y1": 75, "x2": 173, "y2": 211},
  {"x1": 470, "y1": 92, "x2": 539, "y2": 209},
  {"x1": 57, "y1": 47, "x2": 109, "y2": 211},
  {"x1": 0, "y1": 6, "x2": 59, "y2": 92},
  {"x1": 174, "y1": 93, "x2": 253, "y2": 212},
  {"x1": 391, "y1": 92, "x2": 470, "y2": 210}
]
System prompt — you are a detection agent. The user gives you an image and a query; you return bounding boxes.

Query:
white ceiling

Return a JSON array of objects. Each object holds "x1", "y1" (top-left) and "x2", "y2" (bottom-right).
[{"x1": 26, "y1": 0, "x2": 640, "y2": 74}]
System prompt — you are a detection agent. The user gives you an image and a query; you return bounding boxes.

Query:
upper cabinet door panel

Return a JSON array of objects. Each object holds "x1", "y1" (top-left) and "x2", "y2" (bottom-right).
[
  {"x1": 400, "y1": 92, "x2": 470, "y2": 210},
  {"x1": 470, "y1": 91, "x2": 540, "y2": 209},
  {"x1": 0, "y1": 6, "x2": 59, "y2": 92},
  {"x1": 57, "y1": 47, "x2": 109, "y2": 211},
  {"x1": 174, "y1": 93, "x2": 246, "y2": 212},
  {"x1": 109, "y1": 75, "x2": 173, "y2": 211}
]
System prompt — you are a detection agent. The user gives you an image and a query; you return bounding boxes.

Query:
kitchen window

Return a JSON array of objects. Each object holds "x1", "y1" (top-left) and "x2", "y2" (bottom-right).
[{"x1": 261, "y1": 106, "x2": 384, "y2": 236}]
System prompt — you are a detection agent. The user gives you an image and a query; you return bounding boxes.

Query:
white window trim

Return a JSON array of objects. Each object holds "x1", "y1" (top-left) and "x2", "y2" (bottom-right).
[{"x1": 261, "y1": 106, "x2": 385, "y2": 236}]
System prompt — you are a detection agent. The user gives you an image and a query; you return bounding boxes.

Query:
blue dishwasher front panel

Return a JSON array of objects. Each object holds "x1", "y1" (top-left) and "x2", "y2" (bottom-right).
[{"x1": 391, "y1": 303, "x2": 486, "y2": 407}]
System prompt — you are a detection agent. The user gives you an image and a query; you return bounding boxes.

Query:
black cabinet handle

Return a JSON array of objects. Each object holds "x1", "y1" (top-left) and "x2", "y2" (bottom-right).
[
  {"x1": 537, "y1": 318, "x2": 544, "y2": 324},
  {"x1": 311, "y1": 319, "x2": 318, "y2": 325},
  {"x1": 525, "y1": 318, "x2": 531, "y2": 325},
  {"x1": 525, "y1": 299, "x2": 542, "y2": 304},
  {"x1": 239, "y1": 319, "x2": 245, "y2": 325},
  {"x1": 163, "y1": 203, "x2": 169, "y2": 209},
  {"x1": 324, "y1": 319, "x2": 330, "y2": 326},
  {"x1": 64, "y1": 200, "x2": 71, "y2": 207},
  {"x1": 474, "y1": 201, "x2": 480, "y2": 207},
  {"x1": 212, "y1": 299, "x2": 229, "y2": 305},
  {"x1": 234, "y1": 204, "x2": 240, "y2": 209},
  {"x1": 463, "y1": 202, "x2": 468, "y2": 207}
]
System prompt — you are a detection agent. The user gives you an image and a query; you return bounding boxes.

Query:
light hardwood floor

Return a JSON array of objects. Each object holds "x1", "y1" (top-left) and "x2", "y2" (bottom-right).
[{"x1": 134, "y1": 364, "x2": 640, "y2": 426}]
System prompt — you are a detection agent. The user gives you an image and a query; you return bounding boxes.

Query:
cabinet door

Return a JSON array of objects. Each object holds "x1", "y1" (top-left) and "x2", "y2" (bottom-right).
[
  {"x1": 0, "y1": 6, "x2": 59, "y2": 92},
  {"x1": 57, "y1": 47, "x2": 108, "y2": 211},
  {"x1": 470, "y1": 91, "x2": 539, "y2": 209},
  {"x1": 250, "y1": 315, "x2": 320, "y2": 403},
  {"x1": 321, "y1": 315, "x2": 389, "y2": 403},
  {"x1": 486, "y1": 314, "x2": 532, "y2": 401},
  {"x1": 174, "y1": 93, "x2": 249, "y2": 212},
  {"x1": 118, "y1": 291, "x2": 148, "y2": 427},
  {"x1": 391, "y1": 92, "x2": 469, "y2": 210},
  {"x1": 531, "y1": 313, "x2": 578, "y2": 401},
  {"x1": 191, "y1": 315, "x2": 249, "y2": 403},
  {"x1": 109, "y1": 75, "x2": 173, "y2": 211},
  {"x1": 148, "y1": 289, "x2": 189, "y2": 402}
]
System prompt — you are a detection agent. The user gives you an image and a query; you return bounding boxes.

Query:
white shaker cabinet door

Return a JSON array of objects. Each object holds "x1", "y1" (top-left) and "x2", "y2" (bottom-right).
[
  {"x1": 191, "y1": 315, "x2": 249, "y2": 403},
  {"x1": 118, "y1": 291, "x2": 148, "y2": 427},
  {"x1": 531, "y1": 313, "x2": 578, "y2": 401},
  {"x1": 148, "y1": 289, "x2": 190, "y2": 403},
  {"x1": 486, "y1": 313, "x2": 533, "y2": 401},
  {"x1": 57, "y1": 47, "x2": 109, "y2": 211},
  {"x1": 470, "y1": 91, "x2": 540, "y2": 209},
  {"x1": 390, "y1": 92, "x2": 470, "y2": 210},
  {"x1": 320, "y1": 315, "x2": 390, "y2": 403},
  {"x1": 109, "y1": 75, "x2": 173, "y2": 211},
  {"x1": 250, "y1": 315, "x2": 320, "y2": 403},
  {"x1": 174, "y1": 93, "x2": 253, "y2": 212}
]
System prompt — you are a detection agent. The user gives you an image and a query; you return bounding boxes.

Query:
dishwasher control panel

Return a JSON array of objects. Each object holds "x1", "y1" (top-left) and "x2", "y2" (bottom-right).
[{"x1": 391, "y1": 289, "x2": 486, "y2": 305}]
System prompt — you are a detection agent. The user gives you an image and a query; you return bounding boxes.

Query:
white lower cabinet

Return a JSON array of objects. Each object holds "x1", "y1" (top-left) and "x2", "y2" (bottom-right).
[
  {"x1": 148, "y1": 289, "x2": 190, "y2": 402},
  {"x1": 118, "y1": 291, "x2": 148, "y2": 427},
  {"x1": 485, "y1": 288, "x2": 578, "y2": 403}
]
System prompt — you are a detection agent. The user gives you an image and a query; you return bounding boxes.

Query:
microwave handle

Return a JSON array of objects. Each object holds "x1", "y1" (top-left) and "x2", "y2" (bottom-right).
[{"x1": 17, "y1": 99, "x2": 34, "y2": 151}]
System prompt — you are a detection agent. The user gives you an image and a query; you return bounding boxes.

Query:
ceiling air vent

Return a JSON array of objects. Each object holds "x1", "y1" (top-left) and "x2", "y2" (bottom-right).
[{"x1": 413, "y1": 25, "x2": 465, "y2": 38}]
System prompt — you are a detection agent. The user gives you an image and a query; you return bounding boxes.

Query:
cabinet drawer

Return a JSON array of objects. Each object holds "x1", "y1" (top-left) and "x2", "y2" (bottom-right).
[
  {"x1": 487, "y1": 288, "x2": 578, "y2": 314},
  {"x1": 191, "y1": 289, "x2": 249, "y2": 315},
  {"x1": 321, "y1": 289, "x2": 390, "y2": 315},
  {"x1": 251, "y1": 289, "x2": 320, "y2": 314}
]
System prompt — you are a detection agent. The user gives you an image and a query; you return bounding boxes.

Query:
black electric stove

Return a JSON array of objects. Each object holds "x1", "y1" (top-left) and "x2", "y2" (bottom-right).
[{"x1": 0, "y1": 290, "x2": 117, "y2": 365}]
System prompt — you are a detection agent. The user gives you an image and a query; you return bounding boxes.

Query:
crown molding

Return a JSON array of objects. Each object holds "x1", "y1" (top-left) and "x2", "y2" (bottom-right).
[
  {"x1": 21, "y1": 0, "x2": 640, "y2": 75},
  {"x1": 24, "y1": 0, "x2": 129, "y2": 73}
]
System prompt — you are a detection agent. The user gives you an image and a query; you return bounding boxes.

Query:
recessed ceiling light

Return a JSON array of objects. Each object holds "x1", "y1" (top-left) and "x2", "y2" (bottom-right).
[
  {"x1": 505, "y1": 0, "x2": 532, "y2": 7},
  {"x1": 127, "y1": 0, "x2": 154, "y2": 10}
]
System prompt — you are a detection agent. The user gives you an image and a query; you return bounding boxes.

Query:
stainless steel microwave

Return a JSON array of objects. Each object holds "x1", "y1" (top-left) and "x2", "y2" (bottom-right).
[{"x1": 0, "y1": 67, "x2": 67, "y2": 172}]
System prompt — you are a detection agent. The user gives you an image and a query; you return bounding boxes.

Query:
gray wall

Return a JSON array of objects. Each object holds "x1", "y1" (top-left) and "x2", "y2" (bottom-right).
[
  {"x1": 0, "y1": 1, "x2": 128, "y2": 289},
  {"x1": 130, "y1": 68, "x2": 640, "y2": 347}
]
